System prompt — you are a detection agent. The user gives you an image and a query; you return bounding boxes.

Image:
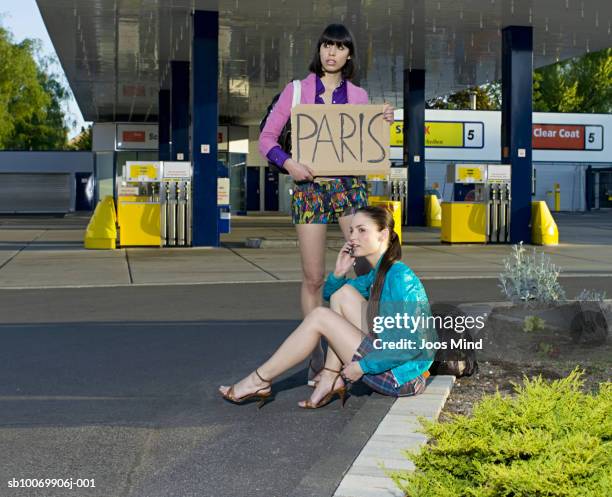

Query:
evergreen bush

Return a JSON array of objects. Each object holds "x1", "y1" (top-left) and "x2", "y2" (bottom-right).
[{"x1": 390, "y1": 369, "x2": 611, "y2": 497}]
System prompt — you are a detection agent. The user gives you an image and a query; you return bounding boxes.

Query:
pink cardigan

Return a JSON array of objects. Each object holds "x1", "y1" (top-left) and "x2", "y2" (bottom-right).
[{"x1": 258, "y1": 72, "x2": 369, "y2": 160}]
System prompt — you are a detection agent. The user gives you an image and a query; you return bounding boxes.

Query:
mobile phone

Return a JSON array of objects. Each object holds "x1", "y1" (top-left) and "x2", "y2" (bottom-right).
[{"x1": 349, "y1": 247, "x2": 354, "y2": 256}]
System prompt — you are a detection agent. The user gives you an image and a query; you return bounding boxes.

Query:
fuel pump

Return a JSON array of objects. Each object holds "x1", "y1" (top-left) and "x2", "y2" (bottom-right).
[
  {"x1": 442, "y1": 164, "x2": 511, "y2": 243},
  {"x1": 489, "y1": 183, "x2": 499, "y2": 242},
  {"x1": 389, "y1": 167, "x2": 408, "y2": 224},
  {"x1": 161, "y1": 161, "x2": 192, "y2": 247},
  {"x1": 117, "y1": 161, "x2": 162, "y2": 246},
  {"x1": 485, "y1": 165, "x2": 511, "y2": 243}
]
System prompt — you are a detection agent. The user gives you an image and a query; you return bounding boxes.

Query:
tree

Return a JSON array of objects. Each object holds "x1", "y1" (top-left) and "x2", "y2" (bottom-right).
[
  {"x1": 0, "y1": 25, "x2": 70, "y2": 150},
  {"x1": 8, "y1": 68, "x2": 69, "y2": 149},
  {"x1": 68, "y1": 125, "x2": 92, "y2": 151},
  {"x1": 427, "y1": 83, "x2": 501, "y2": 110},
  {"x1": 533, "y1": 48, "x2": 612, "y2": 113},
  {"x1": 427, "y1": 48, "x2": 611, "y2": 113},
  {"x1": 0, "y1": 27, "x2": 49, "y2": 148}
]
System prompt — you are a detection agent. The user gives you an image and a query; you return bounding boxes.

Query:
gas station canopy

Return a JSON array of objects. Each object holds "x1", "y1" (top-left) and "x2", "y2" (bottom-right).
[{"x1": 37, "y1": 0, "x2": 611, "y2": 124}]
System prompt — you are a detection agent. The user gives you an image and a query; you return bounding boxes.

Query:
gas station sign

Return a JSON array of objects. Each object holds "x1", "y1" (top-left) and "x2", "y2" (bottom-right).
[
  {"x1": 116, "y1": 124, "x2": 159, "y2": 150},
  {"x1": 532, "y1": 124, "x2": 603, "y2": 151},
  {"x1": 455, "y1": 164, "x2": 485, "y2": 183},
  {"x1": 125, "y1": 161, "x2": 160, "y2": 182},
  {"x1": 391, "y1": 121, "x2": 484, "y2": 148}
]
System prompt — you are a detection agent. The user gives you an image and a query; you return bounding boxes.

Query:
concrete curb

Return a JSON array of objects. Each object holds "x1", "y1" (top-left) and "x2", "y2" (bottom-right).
[{"x1": 332, "y1": 375, "x2": 455, "y2": 497}]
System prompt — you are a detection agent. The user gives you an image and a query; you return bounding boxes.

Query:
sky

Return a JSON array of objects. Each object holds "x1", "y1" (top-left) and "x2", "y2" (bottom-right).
[{"x1": 0, "y1": 0, "x2": 89, "y2": 138}]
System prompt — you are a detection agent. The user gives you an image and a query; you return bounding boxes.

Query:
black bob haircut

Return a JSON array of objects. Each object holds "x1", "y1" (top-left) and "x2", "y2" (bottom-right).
[{"x1": 308, "y1": 23, "x2": 357, "y2": 80}]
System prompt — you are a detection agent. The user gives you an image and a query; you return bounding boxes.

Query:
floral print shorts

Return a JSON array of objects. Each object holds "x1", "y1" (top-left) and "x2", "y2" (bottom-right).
[{"x1": 291, "y1": 177, "x2": 368, "y2": 224}]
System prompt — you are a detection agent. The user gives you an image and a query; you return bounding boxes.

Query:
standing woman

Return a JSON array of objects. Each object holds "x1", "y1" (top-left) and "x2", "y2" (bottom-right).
[{"x1": 259, "y1": 24, "x2": 394, "y2": 381}]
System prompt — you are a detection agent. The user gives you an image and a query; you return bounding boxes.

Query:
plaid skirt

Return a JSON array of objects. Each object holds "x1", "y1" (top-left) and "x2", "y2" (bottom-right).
[{"x1": 352, "y1": 335, "x2": 429, "y2": 397}]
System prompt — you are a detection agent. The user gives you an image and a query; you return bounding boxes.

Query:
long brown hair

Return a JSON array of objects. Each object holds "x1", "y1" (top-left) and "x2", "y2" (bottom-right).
[{"x1": 357, "y1": 206, "x2": 402, "y2": 331}]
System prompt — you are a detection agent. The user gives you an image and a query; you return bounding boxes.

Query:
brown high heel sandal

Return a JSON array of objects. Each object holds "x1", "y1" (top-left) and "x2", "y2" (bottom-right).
[
  {"x1": 220, "y1": 369, "x2": 273, "y2": 409},
  {"x1": 299, "y1": 367, "x2": 347, "y2": 409}
]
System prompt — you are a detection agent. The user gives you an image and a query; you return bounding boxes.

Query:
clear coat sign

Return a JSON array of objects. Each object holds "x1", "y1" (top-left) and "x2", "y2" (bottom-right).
[
  {"x1": 291, "y1": 105, "x2": 390, "y2": 176},
  {"x1": 532, "y1": 124, "x2": 603, "y2": 151}
]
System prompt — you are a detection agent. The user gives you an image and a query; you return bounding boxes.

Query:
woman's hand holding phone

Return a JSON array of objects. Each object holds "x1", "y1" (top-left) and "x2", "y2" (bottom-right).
[
  {"x1": 284, "y1": 158, "x2": 315, "y2": 182},
  {"x1": 334, "y1": 242, "x2": 355, "y2": 278}
]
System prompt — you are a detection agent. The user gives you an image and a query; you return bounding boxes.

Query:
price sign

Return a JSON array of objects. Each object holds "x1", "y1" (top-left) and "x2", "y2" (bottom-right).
[
  {"x1": 391, "y1": 121, "x2": 485, "y2": 148},
  {"x1": 584, "y1": 126, "x2": 603, "y2": 150},
  {"x1": 533, "y1": 124, "x2": 604, "y2": 151}
]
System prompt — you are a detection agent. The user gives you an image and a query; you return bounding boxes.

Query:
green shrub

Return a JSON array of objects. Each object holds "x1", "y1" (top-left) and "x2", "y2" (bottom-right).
[
  {"x1": 498, "y1": 242, "x2": 566, "y2": 305},
  {"x1": 390, "y1": 369, "x2": 611, "y2": 497},
  {"x1": 523, "y1": 315, "x2": 546, "y2": 333}
]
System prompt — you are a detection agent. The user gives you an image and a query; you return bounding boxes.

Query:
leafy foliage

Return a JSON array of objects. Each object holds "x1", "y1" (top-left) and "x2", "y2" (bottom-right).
[
  {"x1": 427, "y1": 48, "x2": 611, "y2": 113},
  {"x1": 427, "y1": 83, "x2": 501, "y2": 110},
  {"x1": 523, "y1": 315, "x2": 546, "y2": 333},
  {"x1": 0, "y1": 25, "x2": 70, "y2": 149},
  {"x1": 534, "y1": 48, "x2": 612, "y2": 113},
  {"x1": 390, "y1": 369, "x2": 611, "y2": 497},
  {"x1": 498, "y1": 242, "x2": 566, "y2": 305},
  {"x1": 68, "y1": 125, "x2": 92, "y2": 151}
]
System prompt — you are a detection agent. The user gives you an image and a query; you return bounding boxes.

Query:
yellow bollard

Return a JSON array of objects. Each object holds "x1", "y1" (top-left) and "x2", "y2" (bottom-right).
[
  {"x1": 425, "y1": 195, "x2": 442, "y2": 228},
  {"x1": 531, "y1": 201, "x2": 558, "y2": 246},
  {"x1": 368, "y1": 195, "x2": 388, "y2": 203},
  {"x1": 84, "y1": 196, "x2": 117, "y2": 249},
  {"x1": 554, "y1": 183, "x2": 561, "y2": 212},
  {"x1": 370, "y1": 199, "x2": 402, "y2": 244}
]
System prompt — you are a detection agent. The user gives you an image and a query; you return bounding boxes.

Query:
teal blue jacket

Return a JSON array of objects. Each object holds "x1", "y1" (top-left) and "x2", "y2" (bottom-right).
[{"x1": 323, "y1": 259, "x2": 436, "y2": 385}]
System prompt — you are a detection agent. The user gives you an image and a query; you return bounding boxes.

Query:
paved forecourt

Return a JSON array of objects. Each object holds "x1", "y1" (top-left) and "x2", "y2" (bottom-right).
[{"x1": 1, "y1": 212, "x2": 612, "y2": 290}]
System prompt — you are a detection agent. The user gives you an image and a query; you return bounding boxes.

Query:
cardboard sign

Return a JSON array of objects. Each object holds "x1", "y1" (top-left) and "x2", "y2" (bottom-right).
[{"x1": 291, "y1": 105, "x2": 390, "y2": 176}]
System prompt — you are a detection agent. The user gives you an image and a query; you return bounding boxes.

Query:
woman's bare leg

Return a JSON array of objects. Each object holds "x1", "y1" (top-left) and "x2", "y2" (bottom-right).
[
  {"x1": 319, "y1": 285, "x2": 368, "y2": 372},
  {"x1": 300, "y1": 285, "x2": 369, "y2": 405},
  {"x1": 337, "y1": 213, "x2": 353, "y2": 240},
  {"x1": 298, "y1": 214, "x2": 364, "y2": 382},
  {"x1": 219, "y1": 307, "x2": 363, "y2": 400},
  {"x1": 296, "y1": 224, "x2": 328, "y2": 316},
  {"x1": 331, "y1": 284, "x2": 368, "y2": 330},
  {"x1": 296, "y1": 223, "x2": 328, "y2": 377}
]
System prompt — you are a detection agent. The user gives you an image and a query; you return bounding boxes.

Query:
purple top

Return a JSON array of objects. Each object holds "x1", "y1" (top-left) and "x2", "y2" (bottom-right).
[{"x1": 266, "y1": 76, "x2": 348, "y2": 169}]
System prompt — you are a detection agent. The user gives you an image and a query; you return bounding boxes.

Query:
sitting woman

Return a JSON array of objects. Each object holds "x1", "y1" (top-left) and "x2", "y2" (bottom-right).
[{"x1": 219, "y1": 206, "x2": 436, "y2": 409}]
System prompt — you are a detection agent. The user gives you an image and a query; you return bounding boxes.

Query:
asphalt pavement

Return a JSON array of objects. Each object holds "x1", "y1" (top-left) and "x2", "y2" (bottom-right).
[{"x1": 0, "y1": 283, "x2": 395, "y2": 497}]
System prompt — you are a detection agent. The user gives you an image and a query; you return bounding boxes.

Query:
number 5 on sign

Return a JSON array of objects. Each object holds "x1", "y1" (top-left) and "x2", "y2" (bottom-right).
[
  {"x1": 584, "y1": 125, "x2": 603, "y2": 150},
  {"x1": 463, "y1": 122, "x2": 484, "y2": 148}
]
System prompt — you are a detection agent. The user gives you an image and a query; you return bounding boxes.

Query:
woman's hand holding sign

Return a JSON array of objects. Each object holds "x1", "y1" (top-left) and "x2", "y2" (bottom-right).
[
  {"x1": 382, "y1": 102, "x2": 395, "y2": 124},
  {"x1": 284, "y1": 158, "x2": 315, "y2": 182}
]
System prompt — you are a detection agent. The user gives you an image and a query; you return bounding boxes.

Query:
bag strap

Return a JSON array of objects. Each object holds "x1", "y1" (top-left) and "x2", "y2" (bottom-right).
[{"x1": 291, "y1": 80, "x2": 301, "y2": 108}]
